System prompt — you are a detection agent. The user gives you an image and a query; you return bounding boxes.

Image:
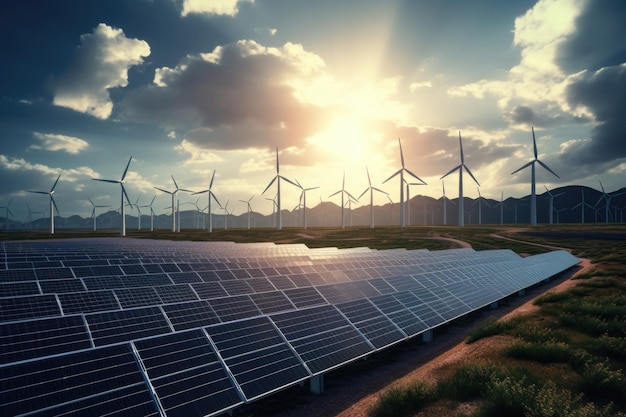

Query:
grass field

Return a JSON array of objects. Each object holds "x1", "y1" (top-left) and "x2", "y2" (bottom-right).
[{"x1": 2, "y1": 223, "x2": 625, "y2": 416}]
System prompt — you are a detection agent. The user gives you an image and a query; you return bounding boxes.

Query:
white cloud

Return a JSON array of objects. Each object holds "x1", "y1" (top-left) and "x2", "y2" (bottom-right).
[
  {"x1": 447, "y1": 0, "x2": 583, "y2": 110},
  {"x1": 181, "y1": 0, "x2": 254, "y2": 17},
  {"x1": 0, "y1": 154, "x2": 99, "y2": 183},
  {"x1": 30, "y1": 132, "x2": 89, "y2": 154},
  {"x1": 52, "y1": 23, "x2": 150, "y2": 119},
  {"x1": 409, "y1": 81, "x2": 432, "y2": 92},
  {"x1": 175, "y1": 139, "x2": 223, "y2": 165}
]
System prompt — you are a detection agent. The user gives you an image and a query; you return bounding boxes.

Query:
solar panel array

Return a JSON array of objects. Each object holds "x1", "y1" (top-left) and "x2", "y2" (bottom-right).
[{"x1": 0, "y1": 238, "x2": 578, "y2": 416}]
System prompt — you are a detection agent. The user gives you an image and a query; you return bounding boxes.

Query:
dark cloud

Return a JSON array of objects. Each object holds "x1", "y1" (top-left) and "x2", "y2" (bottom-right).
[
  {"x1": 556, "y1": 0, "x2": 626, "y2": 73},
  {"x1": 563, "y1": 64, "x2": 626, "y2": 165},
  {"x1": 121, "y1": 41, "x2": 331, "y2": 151},
  {"x1": 503, "y1": 105, "x2": 590, "y2": 128}
]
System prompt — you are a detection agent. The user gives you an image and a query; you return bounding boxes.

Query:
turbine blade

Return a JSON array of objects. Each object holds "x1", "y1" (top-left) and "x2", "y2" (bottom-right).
[
  {"x1": 328, "y1": 190, "x2": 341, "y2": 198},
  {"x1": 275, "y1": 147, "x2": 281, "y2": 175},
  {"x1": 209, "y1": 170, "x2": 216, "y2": 189},
  {"x1": 405, "y1": 168, "x2": 426, "y2": 184},
  {"x1": 440, "y1": 165, "x2": 461, "y2": 180},
  {"x1": 28, "y1": 191, "x2": 48, "y2": 195},
  {"x1": 345, "y1": 191, "x2": 359, "y2": 201},
  {"x1": 51, "y1": 196, "x2": 60, "y2": 215},
  {"x1": 358, "y1": 188, "x2": 369, "y2": 200},
  {"x1": 464, "y1": 164, "x2": 480, "y2": 186},
  {"x1": 511, "y1": 160, "x2": 534, "y2": 175},
  {"x1": 383, "y1": 169, "x2": 401, "y2": 184},
  {"x1": 458, "y1": 131, "x2": 464, "y2": 163},
  {"x1": 154, "y1": 187, "x2": 173, "y2": 194},
  {"x1": 372, "y1": 187, "x2": 388, "y2": 195},
  {"x1": 51, "y1": 174, "x2": 61, "y2": 192},
  {"x1": 93, "y1": 178, "x2": 120, "y2": 184},
  {"x1": 122, "y1": 185, "x2": 131, "y2": 205},
  {"x1": 280, "y1": 175, "x2": 299, "y2": 187},
  {"x1": 121, "y1": 156, "x2": 133, "y2": 181},
  {"x1": 536, "y1": 159, "x2": 560, "y2": 178},
  {"x1": 192, "y1": 189, "x2": 209, "y2": 195},
  {"x1": 171, "y1": 175, "x2": 179, "y2": 190},
  {"x1": 262, "y1": 176, "x2": 277, "y2": 195},
  {"x1": 366, "y1": 166, "x2": 372, "y2": 186},
  {"x1": 599, "y1": 181, "x2": 605, "y2": 194},
  {"x1": 532, "y1": 127, "x2": 538, "y2": 160},
  {"x1": 210, "y1": 191, "x2": 222, "y2": 209},
  {"x1": 398, "y1": 138, "x2": 405, "y2": 168}
]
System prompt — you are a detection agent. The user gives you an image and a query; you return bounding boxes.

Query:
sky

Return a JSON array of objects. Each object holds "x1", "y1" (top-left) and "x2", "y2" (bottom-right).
[{"x1": 1, "y1": 0, "x2": 625, "y2": 221}]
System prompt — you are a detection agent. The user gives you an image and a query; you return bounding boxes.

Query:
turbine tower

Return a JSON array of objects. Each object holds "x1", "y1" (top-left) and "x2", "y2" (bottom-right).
[
  {"x1": 595, "y1": 181, "x2": 624, "y2": 223},
  {"x1": 192, "y1": 170, "x2": 222, "y2": 233},
  {"x1": 494, "y1": 192, "x2": 508, "y2": 225},
  {"x1": 329, "y1": 172, "x2": 358, "y2": 228},
  {"x1": 511, "y1": 127, "x2": 559, "y2": 226},
  {"x1": 383, "y1": 138, "x2": 426, "y2": 227},
  {"x1": 544, "y1": 186, "x2": 564, "y2": 225},
  {"x1": 573, "y1": 188, "x2": 593, "y2": 224},
  {"x1": 295, "y1": 179, "x2": 319, "y2": 229},
  {"x1": 358, "y1": 167, "x2": 388, "y2": 228},
  {"x1": 441, "y1": 132, "x2": 479, "y2": 227},
  {"x1": 262, "y1": 147, "x2": 298, "y2": 230},
  {"x1": 28, "y1": 174, "x2": 61, "y2": 235},
  {"x1": 92, "y1": 157, "x2": 133, "y2": 236},
  {"x1": 473, "y1": 187, "x2": 490, "y2": 225}
]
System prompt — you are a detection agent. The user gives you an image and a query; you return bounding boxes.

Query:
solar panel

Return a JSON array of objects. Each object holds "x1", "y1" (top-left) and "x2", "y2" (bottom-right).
[
  {"x1": 0, "y1": 343, "x2": 159, "y2": 417},
  {"x1": 0, "y1": 237, "x2": 579, "y2": 417},
  {"x1": 86, "y1": 306, "x2": 172, "y2": 346},
  {"x1": 0, "y1": 315, "x2": 92, "y2": 365},
  {"x1": 270, "y1": 305, "x2": 373, "y2": 374},
  {"x1": 206, "y1": 316, "x2": 310, "y2": 400},
  {"x1": 134, "y1": 329, "x2": 243, "y2": 417}
]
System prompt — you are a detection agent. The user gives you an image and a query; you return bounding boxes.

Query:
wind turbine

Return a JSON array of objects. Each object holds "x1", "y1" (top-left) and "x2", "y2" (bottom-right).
[
  {"x1": 140, "y1": 196, "x2": 156, "y2": 231},
  {"x1": 239, "y1": 195, "x2": 254, "y2": 229},
  {"x1": 573, "y1": 188, "x2": 593, "y2": 224},
  {"x1": 223, "y1": 199, "x2": 230, "y2": 229},
  {"x1": 473, "y1": 187, "x2": 490, "y2": 225},
  {"x1": 88, "y1": 198, "x2": 108, "y2": 231},
  {"x1": 404, "y1": 180, "x2": 425, "y2": 226},
  {"x1": 554, "y1": 207, "x2": 567, "y2": 224},
  {"x1": 295, "y1": 179, "x2": 318, "y2": 229},
  {"x1": 358, "y1": 166, "x2": 388, "y2": 228},
  {"x1": 262, "y1": 147, "x2": 298, "y2": 230},
  {"x1": 92, "y1": 157, "x2": 133, "y2": 236},
  {"x1": 595, "y1": 181, "x2": 624, "y2": 224},
  {"x1": 28, "y1": 174, "x2": 61, "y2": 235},
  {"x1": 132, "y1": 196, "x2": 143, "y2": 230},
  {"x1": 544, "y1": 186, "x2": 564, "y2": 225},
  {"x1": 441, "y1": 132, "x2": 479, "y2": 227},
  {"x1": 494, "y1": 192, "x2": 509, "y2": 225},
  {"x1": 155, "y1": 175, "x2": 192, "y2": 232},
  {"x1": 192, "y1": 170, "x2": 222, "y2": 233},
  {"x1": 0, "y1": 198, "x2": 14, "y2": 230},
  {"x1": 384, "y1": 138, "x2": 426, "y2": 227},
  {"x1": 511, "y1": 127, "x2": 559, "y2": 226},
  {"x1": 266, "y1": 195, "x2": 278, "y2": 228},
  {"x1": 329, "y1": 172, "x2": 358, "y2": 228}
]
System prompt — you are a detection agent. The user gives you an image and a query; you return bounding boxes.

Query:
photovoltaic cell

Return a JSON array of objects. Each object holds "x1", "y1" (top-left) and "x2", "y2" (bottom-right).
[
  {"x1": 0, "y1": 343, "x2": 155, "y2": 417},
  {"x1": 271, "y1": 305, "x2": 373, "y2": 374},
  {"x1": 154, "y1": 284, "x2": 199, "y2": 304},
  {"x1": 0, "y1": 315, "x2": 92, "y2": 365},
  {"x1": 208, "y1": 295, "x2": 261, "y2": 322},
  {"x1": 0, "y1": 294, "x2": 61, "y2": 322},
  {"x1": 206, "y1": 316, "x2": 310, "y2": 400},
  {"x1": 0, "y1": 281, "x2": 40, "y2": 297},
  {"x1": 58, "y1": 290, "x2": 120, "y2": 314},
  {"x1": 86, "y1": 306, "x2": 172, "y2": 346},
  {"x1": 336, "y1": 299, "x2": 405, "y2": 349},
  {"x1": 115, "y1": 286, "x2": 162, "y2": 309},
  {"x1": 162, "y1": 300, "x2": 220, "y2": 331},
  {"x1": 134, "y1": 329, "x2": 242, "y2": 417}
]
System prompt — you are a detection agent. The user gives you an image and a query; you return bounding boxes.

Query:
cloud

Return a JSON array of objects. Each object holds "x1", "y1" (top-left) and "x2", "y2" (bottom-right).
[
  {"x1": 503, "y1": 105, "x2": 589, "y2": 128},
  {"x1": 29, "y1": 132, "x2": 89, "y2": 154},
  {"x1": 122, "y1": 40, "x2": 331, "y2": 151},
  {"x1": 409, "y1": 81, "x2": 432, "y2": 92},
  {"x1": 562, "y1": 63, "x2": 626, "y2": 164},
  {"x1": 181, "y1": 0, "x2": 254, "y2": 17},
  {"x1": 50, "y1": 23, "x2": 150, "y2": 119},
  {"x1": 555, "y1": 0, "x2": 626, "y2": 73}
]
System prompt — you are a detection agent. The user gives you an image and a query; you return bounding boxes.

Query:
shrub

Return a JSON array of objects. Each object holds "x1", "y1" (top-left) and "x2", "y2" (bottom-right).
[
  {"x1": 579, "y1": 360, "x2": 626, "y2": 401},
  {"x1": 368, "y1": 381, "x2": 436, "y2": 417},
  {"x1": 466, "y1": 317, "x2": 520, "y2": 344},
  {"x1": 505, "y1": 341, "x2": 572, "y2": 363}
]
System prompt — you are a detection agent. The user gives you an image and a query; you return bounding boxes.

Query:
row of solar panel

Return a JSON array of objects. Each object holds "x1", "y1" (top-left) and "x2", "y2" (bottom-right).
[{"x1": 0, "y1": 250, "x2": 576, "y2": 370}]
